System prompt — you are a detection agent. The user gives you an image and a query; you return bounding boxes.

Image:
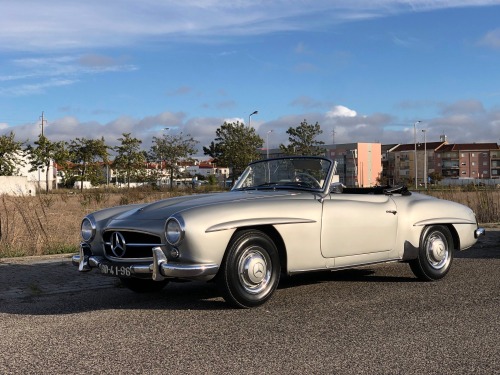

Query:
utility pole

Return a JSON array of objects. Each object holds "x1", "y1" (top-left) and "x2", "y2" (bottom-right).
[{"x1": 39, "y1": 111, "x2": 47, "y2": 136}]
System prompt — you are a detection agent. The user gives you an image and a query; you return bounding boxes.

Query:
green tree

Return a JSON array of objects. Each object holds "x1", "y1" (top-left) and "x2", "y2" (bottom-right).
[
  {"x1": 68, "y1": 137, "x2": 109, "y2": 191},
  {"x1": 150, "y1": 132, "x2": 198, "y2": 189},
  {"x1": 113, "y1": 133, "x2": 145, "y2": 188},
  {"x1": 279, "y1": 119, "x2": 325, "y2": 156},
  {"x1": 0, "y1": 132, "x2": 25, "y2": 176},
  {"x1": 203, "y1": 121, "x2": 263, "y2": 185},
  {"x1": 26, "y1": 134, "x2": 69, "y2": 193}
]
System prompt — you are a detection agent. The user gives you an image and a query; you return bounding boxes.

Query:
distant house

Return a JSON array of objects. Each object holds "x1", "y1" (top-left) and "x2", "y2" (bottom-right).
[
  {"x1": 185, "y1": 159, "x2": 230, "y2": 179},
  {"x1": 0, "y1": 154, "x2": 55, "y2": 195}
]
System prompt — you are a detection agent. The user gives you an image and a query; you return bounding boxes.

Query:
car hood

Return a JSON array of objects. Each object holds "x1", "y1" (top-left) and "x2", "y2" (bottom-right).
[{"x1": 112, "y1": 190, "x2": 300, "y2": 221}]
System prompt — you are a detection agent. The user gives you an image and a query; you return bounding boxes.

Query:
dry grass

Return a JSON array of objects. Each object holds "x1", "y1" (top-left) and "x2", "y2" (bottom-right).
[
  {"x1": 425, "y1": 188, "x2": 500, "y2": 225},
  {"x1": 0, "y1": 186, "x2": 498, "y2": 258},
  {"x1": 0, "y1": 186, "x2": 212, "y2": 258}
]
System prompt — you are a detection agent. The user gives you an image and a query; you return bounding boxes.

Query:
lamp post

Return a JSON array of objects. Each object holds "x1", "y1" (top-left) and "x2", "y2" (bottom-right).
[
  {"x1": 266, "y1": 130, "x2": 273, "y2": 159},
  {"x1": 248, "y1": 110, "x2": 258, "y2": 127},
  {"x1": 422, "y1": 129, "x2": 427, "y2": 189},
  {"x1": 414, "y1": 121, "x2": 421, "y2": 189},
  {"x1": 161, "y1": 127, "x2": 170, "y2": 185}
]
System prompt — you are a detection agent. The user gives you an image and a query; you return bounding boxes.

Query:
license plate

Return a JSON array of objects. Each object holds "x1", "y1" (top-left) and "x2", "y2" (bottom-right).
[{"x1": 99, "y1": 264, "x2": 132, "y2": 278}]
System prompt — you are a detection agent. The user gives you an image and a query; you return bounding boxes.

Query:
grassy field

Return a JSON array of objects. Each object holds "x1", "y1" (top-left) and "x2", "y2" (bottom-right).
[{"x1": 0, "y1": 187, "x2": 498, "y2": 258}]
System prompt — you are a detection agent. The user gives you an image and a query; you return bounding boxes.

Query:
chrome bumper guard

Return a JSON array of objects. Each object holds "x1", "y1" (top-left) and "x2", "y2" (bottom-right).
[
  {"x1": 475, "y1": 227, "x2": 486, "y2": 239},
  {"x1": 72, "y1": 244, "x2": 219, "y2": 281}
]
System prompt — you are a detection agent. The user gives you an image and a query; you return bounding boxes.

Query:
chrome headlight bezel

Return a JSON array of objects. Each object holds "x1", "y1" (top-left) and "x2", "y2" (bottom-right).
[
  {"x1": 81, "y1": 216, "x2": 96, "y2": 243},
  {"x1": 165, "y1": 216, "x2": 185, "y2": 246}
]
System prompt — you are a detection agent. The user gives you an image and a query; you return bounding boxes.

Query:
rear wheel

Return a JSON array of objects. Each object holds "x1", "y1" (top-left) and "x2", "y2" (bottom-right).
[
  {"x1": 120, "y1": 277, "x2": 169, "y2": 293},
  {"x1": 217, "y1": 230, "x2": 280, "y2": 308},
  {"x1": 409, "y1": 225, "x2": 454, "y2": 281}
]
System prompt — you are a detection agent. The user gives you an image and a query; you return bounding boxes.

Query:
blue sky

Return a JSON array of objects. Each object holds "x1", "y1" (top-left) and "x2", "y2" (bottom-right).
[{"x1": 1, "y1": 0, "x2": 500, "y2": 156}]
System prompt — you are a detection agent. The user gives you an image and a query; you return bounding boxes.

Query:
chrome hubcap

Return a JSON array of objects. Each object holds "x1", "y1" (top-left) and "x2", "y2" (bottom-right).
[
  {"x1": 425, "y1": 232, "x2": 449, "y2": 269},
  {"x1": 238, "y1": 247, "x2": 271, "y2": 294}
]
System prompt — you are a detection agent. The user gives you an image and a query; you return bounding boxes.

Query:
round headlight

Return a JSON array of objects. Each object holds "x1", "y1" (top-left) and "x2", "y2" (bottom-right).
[
  {"x1": 81, "y1": 217, "x2": 96, "y2": 242},
  {"x1": 165, "y1": 218, "x2": 184, "y2": 245}
]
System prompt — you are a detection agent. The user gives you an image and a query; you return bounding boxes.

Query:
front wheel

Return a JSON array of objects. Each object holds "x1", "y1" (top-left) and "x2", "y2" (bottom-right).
[
  {"x1": 120, "y1": 277, "x2": 169, "y2": 293},
  {"x1": 409, "y1": 225, "x2": 454, "y2": 281},
  {"x1": 217, "y1": 230, "x2": 281, "y2": 308}
]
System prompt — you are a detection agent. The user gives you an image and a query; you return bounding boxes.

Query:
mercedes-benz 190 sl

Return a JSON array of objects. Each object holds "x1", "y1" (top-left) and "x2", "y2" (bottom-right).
[{"x1": 73, "y1": 156, "x2": 485, "y2": 308}]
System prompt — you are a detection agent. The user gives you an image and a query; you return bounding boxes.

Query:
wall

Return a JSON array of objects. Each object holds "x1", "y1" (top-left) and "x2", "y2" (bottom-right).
[{"x1": 0, "y1": 176, "x2": 37, "y2": 196}]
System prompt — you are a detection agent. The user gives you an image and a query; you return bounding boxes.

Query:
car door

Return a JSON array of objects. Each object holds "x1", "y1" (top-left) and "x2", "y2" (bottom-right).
[{"x1": 320, "y1": 193, "x2": 398, "y2": 259}]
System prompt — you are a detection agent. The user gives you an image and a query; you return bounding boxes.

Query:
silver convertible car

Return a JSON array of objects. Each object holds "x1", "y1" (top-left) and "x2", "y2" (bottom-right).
[{"x1": 73, "y1": 156, "x2": 485, "y2": 308}]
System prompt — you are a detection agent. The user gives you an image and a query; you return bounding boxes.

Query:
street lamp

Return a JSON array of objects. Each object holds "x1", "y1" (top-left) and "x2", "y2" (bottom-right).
[
  {"x1": 414, "y1": 121, "x2": 421, "y2": 189},
  {"x1": 266, "y1": 130, "x2": 273, "y2": 159},
  {"x1": 248, "y1": 110, "x2": 258, "y2": 127},
  {"x1": 422, "y1": 129, "x2": 427, "y2": 189}
]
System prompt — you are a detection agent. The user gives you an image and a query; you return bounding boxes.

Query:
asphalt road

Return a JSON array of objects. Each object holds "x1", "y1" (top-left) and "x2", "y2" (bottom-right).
[{"x1": 0, "y1": 231, "x2": 498, "y2": 375}]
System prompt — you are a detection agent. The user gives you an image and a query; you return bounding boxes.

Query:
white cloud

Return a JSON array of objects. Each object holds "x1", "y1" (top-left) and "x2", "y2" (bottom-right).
[
  {"x1": 0, "y1": 54, "x2": 136, "y2": 97},
  {"x1": 2, "y1": 1, "x2": 500, "y2": 52},
  {"x1": 1, "y1": 100, "x2": 498, "y2": 158},
  {"x1": 479, "y1": 28, "x2": 500, "y2": 49},
  {"x1": 327, "y1": 105, "x2": 357, "y2": 118}
]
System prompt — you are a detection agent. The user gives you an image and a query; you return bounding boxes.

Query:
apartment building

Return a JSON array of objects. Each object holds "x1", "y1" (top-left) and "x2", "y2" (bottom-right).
[
  {"x1": 326, "y1": 143, "x2": 382, "y2": 187},
  {"x1": 388, "y1": 141, "x2": 446, "y2": 185},
  {"x1": 384, "y1": 140, "x2": 500, "y2": 185},
  {"x1": 436, "y1": 143, "x2": 500, "y2": 180}
]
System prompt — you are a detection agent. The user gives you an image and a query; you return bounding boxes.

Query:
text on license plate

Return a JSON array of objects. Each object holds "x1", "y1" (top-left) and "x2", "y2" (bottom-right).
[{"x1": 99, "y1": 264, "x2": 132, "y2": 277}]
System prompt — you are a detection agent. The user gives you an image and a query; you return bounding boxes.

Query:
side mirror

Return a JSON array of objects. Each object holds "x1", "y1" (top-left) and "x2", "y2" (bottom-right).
[{"x1": 330, "y1": 182, "x2": 345, "y2": 194}]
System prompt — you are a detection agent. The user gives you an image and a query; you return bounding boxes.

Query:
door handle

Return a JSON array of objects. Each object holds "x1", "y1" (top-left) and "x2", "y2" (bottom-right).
[{"x1": 386, "y1": 210, "x2": 397, "y2": 215}]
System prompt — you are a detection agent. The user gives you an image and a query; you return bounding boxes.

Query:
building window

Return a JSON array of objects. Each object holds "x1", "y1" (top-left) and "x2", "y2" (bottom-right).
[
  {"x1": 484, "y1": 161, "x2": 488, "y2": 166},
  {"x1": 461, "y1": 153, "x2": 465, "y2": 157},
  {"x1": 472, "y1": 153, "x2": 475, "y2": 157},
  {"x1": 461, "y1": 162, "x2": 466, "y2": 166},
  {"x1": 483, "y1": 170, "x2": 489, "y2": 175},
  {"x1": 461, "y1": 171, "x2": 466, "y2": 175},
  {"x1": 472, "y1": 162, "x2": 475, "y2": 166}
]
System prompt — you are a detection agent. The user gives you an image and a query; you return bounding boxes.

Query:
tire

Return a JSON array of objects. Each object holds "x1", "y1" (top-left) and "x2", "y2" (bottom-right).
[
  {"x1": 409, "y1": 225, "x2": 454, "y2": 281},
  {"x1": 120, "y1": 277, "x2": 169, "y2": 293},
  {"x1": 217, "y1": 230, "x2": 281, "y2": 308}
]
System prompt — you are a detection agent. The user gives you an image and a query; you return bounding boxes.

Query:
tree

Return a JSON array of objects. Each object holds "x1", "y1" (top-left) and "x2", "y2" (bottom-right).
[
  {"x1": 203, "y1": 121, "x2": 263, "y2": 185},
  {"x1": 113, "y1": 133, "x2": 145, "y2": 188},
  {"x1": 68, "y1": 137, "x2": 109, "y2": 191},
  {"x1": 26, "y1": 134, "x2": 69, "y2": 193},
  {"x1": 0, "y1": 132, "x2": 25, "y2": 176},
  {"x1": 428, "y1": 171, "x2": 443, "y2": 185},
  {"x1": 279, "y1": 119, "x2": 325, "y2": 156},
  {"x1": 150, "y1": 132, "x2": 198, "y2": 189}
]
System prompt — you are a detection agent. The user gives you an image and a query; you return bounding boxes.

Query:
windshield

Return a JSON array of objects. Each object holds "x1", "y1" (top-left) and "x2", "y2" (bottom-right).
[{"x1": 233, "y1": 157, "x2": 332, "y2": 191}]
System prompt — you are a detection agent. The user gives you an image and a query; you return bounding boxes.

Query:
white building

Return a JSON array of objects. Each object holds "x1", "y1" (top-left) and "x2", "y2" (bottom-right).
[{"x1": 0, "y1": 154, "x2": 55, "y2": 195}]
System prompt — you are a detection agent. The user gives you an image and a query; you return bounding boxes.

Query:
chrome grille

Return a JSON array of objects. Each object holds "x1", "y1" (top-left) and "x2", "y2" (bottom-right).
[{"x1": 103, "y1": 230, "x2": 163, "y2": 260}]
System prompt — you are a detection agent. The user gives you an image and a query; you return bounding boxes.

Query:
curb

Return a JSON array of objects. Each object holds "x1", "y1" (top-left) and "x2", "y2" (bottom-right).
[{"x1": 0, "y1": 253, "x2": 74, "y2": 265}]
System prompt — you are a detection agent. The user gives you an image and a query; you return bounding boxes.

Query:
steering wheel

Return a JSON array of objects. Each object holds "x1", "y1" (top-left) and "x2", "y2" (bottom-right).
[{"x1": 295, "y1": 172, "x2": 321, "y2": 188}]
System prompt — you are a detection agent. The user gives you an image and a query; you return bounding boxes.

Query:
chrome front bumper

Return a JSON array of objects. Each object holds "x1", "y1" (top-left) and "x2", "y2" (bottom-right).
[
  {"x1": 475, "y1": 227, "x2": 486, "y2": 238},
  {"x1": 72, "y1": 244, "x2": 219, "y2": 281}
]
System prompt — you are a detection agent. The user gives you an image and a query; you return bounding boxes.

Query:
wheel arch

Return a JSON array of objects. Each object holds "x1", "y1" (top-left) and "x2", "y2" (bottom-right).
[
  {"x1": 403, "y1": 223, "x2": 459, "y2": 261},
  {"x1": 219, "y1": 225, "x2": 287, "y2": 276},
  {"x1": 419, "y1": 223, "x2": 459, "y2": 251}
]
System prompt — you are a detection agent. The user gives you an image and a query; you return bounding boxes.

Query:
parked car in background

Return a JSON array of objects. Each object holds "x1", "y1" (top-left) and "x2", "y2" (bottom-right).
[{"x1": 73, "y1": 156, "x2": 485, "y2": 308}]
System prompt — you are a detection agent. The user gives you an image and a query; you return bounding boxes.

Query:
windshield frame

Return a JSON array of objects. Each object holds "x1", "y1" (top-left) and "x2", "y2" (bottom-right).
[{"x1": 232, "y1": 156, "x2": 335, "y2": 194}]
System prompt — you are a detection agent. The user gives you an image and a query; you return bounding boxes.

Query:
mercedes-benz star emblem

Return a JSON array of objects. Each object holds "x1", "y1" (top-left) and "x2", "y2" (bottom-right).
[
  {"x1": 110, "y1": 232, "x2": 127, "y2": 258},
  {"x1": 253, "y1": 262, "x2": 264, "y2": 277}
]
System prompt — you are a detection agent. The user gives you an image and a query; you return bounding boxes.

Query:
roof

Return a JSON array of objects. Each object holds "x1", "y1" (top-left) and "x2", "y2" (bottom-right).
[
  {"x1": 438, "y1": 143, "x2": 499, "y2": 152},
  {"x1": 391, "y1": 142, "x2": 446, "y2": 152}
]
